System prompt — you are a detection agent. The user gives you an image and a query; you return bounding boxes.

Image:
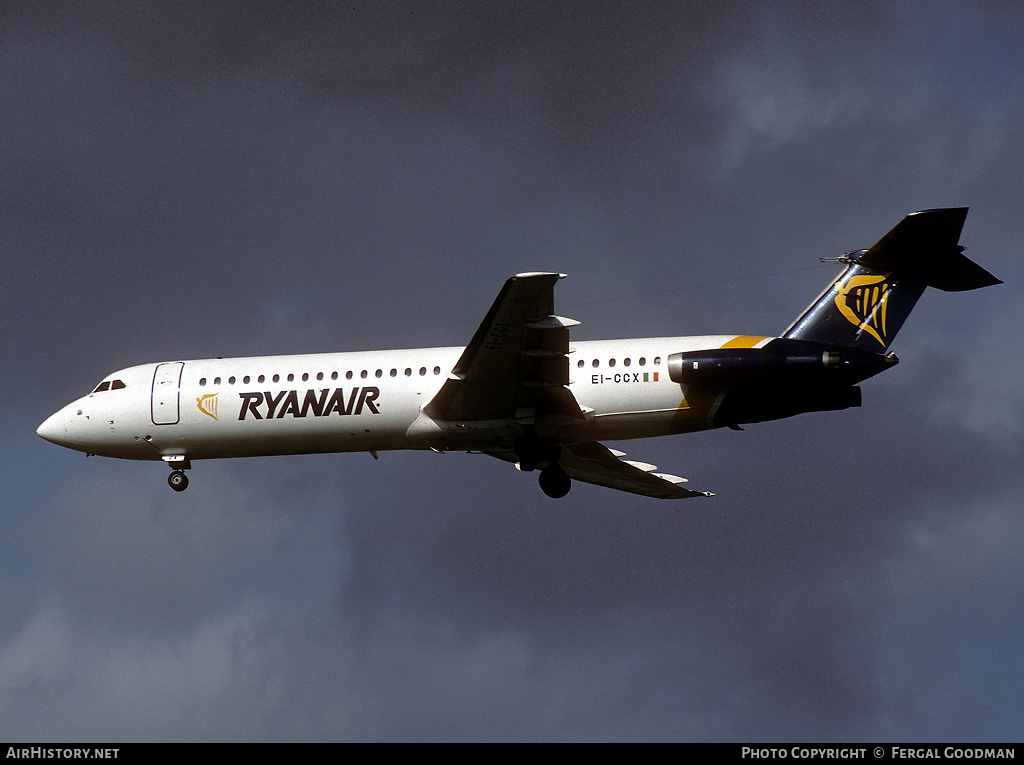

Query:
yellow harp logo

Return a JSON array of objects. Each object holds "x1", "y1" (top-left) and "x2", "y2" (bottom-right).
[
  {"x1": 834, "y1": 274, "x2": 892, "y2": 347},
  {"x1": 197, "y1": 393, "x2": 219, "y2": 421}
]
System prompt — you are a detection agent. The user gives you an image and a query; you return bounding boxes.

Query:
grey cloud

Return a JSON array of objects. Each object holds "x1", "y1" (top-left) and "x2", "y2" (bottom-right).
[{"x1": 4, "y1": 0, "x2": 1022, "y2": 741}]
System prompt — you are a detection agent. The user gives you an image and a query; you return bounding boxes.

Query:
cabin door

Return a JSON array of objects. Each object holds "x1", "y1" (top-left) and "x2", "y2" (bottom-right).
[{"x1": 151, "y1": 362, "x2": 184, "y2": 425}]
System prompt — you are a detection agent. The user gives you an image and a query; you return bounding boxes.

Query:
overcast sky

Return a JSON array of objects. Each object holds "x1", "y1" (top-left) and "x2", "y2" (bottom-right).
[{"x1": 3, "y1": 0, "x2": 1023, "y2": 742}]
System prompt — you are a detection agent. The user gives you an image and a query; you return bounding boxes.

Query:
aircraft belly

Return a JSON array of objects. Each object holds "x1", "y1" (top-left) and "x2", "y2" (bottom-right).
[
  {"x1": 157, "y1": 420, "x2": 412, "y2": 459},
  {"x1": 585, "y1": 407, "x2": 716, "y2": 442},
  {"x1": 182, "y1": 433, "x2": 407, "y2": 459}
]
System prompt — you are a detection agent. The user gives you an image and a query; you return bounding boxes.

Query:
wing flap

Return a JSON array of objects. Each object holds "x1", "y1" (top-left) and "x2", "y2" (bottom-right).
[{"x1": 652, "y1": 473, "x2": 688, "y2": 485}]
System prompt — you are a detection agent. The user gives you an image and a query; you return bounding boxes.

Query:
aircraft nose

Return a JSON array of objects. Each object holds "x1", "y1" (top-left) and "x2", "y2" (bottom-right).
[{"x1": 37, "y1": 411, "x2": 68, "y2": 445}]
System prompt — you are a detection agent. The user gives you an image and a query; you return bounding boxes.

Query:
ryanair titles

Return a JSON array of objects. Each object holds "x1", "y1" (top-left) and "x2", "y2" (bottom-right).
[{"x1": 237, "y1": 387, "x2": 380, "y2": 420}]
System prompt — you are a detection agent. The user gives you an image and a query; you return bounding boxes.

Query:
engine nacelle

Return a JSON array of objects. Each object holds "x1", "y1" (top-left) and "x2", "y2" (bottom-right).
[{"x1": 667, "y1": 339, "x2": 896, "y2": 388}]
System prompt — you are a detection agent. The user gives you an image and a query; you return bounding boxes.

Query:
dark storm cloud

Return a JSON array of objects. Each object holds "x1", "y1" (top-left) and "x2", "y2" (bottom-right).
[{"x1": 3, "y1": 0, "x2": 1022, "y2": 741}]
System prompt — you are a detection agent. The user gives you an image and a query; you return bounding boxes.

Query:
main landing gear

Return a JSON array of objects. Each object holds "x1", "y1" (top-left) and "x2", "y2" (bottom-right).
[
  {"x1": 514, "y1": 429, "x2": 572, "y2": 499},
  {"x1": 538, "y1": 464, "x2": 571, "y2": 498}
]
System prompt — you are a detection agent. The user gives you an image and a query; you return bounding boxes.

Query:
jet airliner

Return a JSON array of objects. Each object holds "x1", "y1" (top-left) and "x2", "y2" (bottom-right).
[{"x1": 38, "y1": 209, "x2": 1000, "y2": 499}]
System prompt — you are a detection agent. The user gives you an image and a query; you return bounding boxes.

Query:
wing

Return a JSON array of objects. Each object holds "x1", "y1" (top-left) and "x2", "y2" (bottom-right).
[
  {"x1": 560, "y1": 442, "x2": 713, "y2": 499},
  {"x1": 483, "y1": 442, "x2": 713, "y2": 500},
  {"x1": 424, "y1": 273, "x2": 713, "y2": 499},
  {"x1": 423, "y1": 272, "x2": 585, "y2": 422}
]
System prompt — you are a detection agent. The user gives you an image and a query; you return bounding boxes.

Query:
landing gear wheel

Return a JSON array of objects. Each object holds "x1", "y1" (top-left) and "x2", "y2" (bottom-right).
[
  {"x1": 539, "y1": 465, "x2": 571, "y2": 499},
  {"x1": 168, "y1": 470, "x2": 189, "y2": 492}
]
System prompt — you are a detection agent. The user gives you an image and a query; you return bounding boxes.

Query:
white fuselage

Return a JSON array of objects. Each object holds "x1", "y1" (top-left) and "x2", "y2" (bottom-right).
[{"x1": 37, "y1": 335, "x2": 764, "y2": 462}]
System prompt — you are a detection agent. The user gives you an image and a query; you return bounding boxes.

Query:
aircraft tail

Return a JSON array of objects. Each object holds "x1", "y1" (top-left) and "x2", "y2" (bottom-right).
[{"x1": 782, "y1": 208, "x2": 1000, "y2": 352}]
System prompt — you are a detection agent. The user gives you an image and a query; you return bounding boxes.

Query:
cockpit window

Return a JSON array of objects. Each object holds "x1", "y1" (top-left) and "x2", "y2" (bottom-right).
[{"x1": 92, "y1": 379, "x2": 125, "y2": 393}]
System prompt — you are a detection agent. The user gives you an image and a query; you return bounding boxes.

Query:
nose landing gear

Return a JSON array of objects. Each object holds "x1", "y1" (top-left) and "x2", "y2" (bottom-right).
[
  {"x1": 168, "y1": 470, "x2": 189, "y2": 492},
  {"x1": 163, "y1": 456, "x2": 191, "y2": 492}
]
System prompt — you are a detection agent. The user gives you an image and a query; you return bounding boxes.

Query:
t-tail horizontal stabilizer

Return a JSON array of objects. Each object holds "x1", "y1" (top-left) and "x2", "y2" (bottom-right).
[{"x1": 783, "y1": 208, "x2": 1000, "y2": 352}]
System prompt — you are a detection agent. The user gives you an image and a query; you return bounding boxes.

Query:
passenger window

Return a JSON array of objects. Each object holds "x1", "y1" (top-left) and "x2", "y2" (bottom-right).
[
  {"x1": 623, "y1": 359, "x2": 630, "y2": 367},
  {"x1": 654, "y1": 357, "x2": 662, "y2": 365},
  {"x1": 608, "y1": 359, "x2": 616, "y2": 367},
  {"x1": 390, "y1": 369, "x2": 397, "y2": 377},
  {"x1": 419, "y1": 367, "x2": 426, "y2": 376},
  {"x1": 577, "y1": 360, "x2": 584, "y2": 368},
  {"x1": 199, "y1": 378, "x2": 207, "y2": 387},
  {"x1": 346, "y1": 371, "x2": 353, "y2": 380},
  {"x1": 433, "y1": 366, "x2": 441, "y2": 375},
  {"x1": 273, "y1": 374, "x2": 280, "y2": 383},
  {"x1": 404, "y1": 368, "x2": 412, "y2": 377},
  {"x1": 639, "y1": 357, "x2": 646, "y2": 366},
  {"x1": 592, "y1": 359, "x2": 599, "y2": 368}
]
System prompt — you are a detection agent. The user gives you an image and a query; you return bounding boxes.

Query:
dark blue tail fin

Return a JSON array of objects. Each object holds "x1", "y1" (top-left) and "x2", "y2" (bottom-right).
[{"x1": 783, "y1": 208, "x2": 1000, "y2": 352}]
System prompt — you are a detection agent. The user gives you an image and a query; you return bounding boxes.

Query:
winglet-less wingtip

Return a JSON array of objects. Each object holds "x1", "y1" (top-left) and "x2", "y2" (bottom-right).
[{"x1": 512, "y1": 272, "x2": 568, "y2": 280}]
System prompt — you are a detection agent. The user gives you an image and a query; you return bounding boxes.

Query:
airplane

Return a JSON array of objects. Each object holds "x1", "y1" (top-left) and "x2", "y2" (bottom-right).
[{"x1": 37, "y1": 208, "x2": 1000, "y2": 499}]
